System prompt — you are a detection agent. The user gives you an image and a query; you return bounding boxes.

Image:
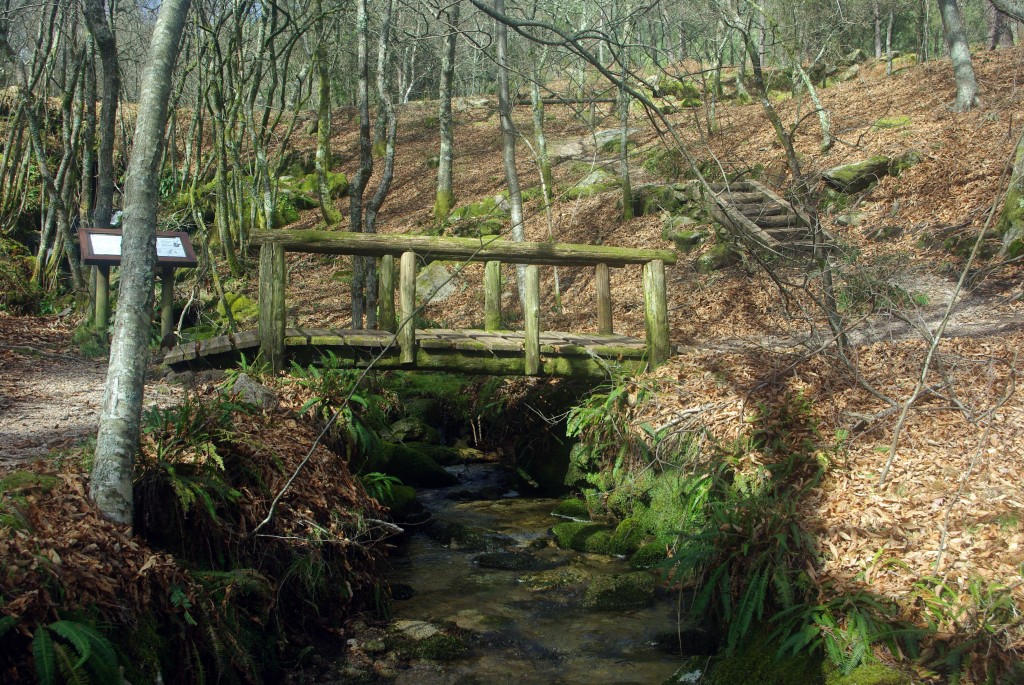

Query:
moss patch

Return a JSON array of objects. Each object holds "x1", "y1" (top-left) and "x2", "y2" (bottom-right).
[
  {"x1": 581, "y1": 571, "x2": 655, "y2": 610},
  {"x1": 551, "y1": 521, "x2": 613, "y2": 553},
  {"x1": 552, "y1": 498, "x2": 590, "y2": 520},
  {"x1": 824, "y1": 662, "x2": 911, "y2": 685},
  {"x1": 871, "y1": 116, "x2": 910, "y2": 131},
  {"x1": 823, "y1": 156, "x2": 891, "y2": 194}
]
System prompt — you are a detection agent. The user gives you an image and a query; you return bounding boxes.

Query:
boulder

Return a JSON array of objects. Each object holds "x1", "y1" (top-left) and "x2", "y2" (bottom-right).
[
  {"x1": 229, "y1": 373, "x2": 277, "y2": 412},
  {"x1": 889, "y1": 149, "x2": 923, "y2": 176},
  {"x1": 662, "y1": 216, "x2": 707, "y2": 253},
  {"x1": 695, "y1": 243, "x2": 740, "y2": 273},
  {"x1": 415, "y1": 261, "x2": 461, "y2": 306},
  {"x1": 823, "y1": 156, "x2": 891, "y2": 193},
  {"x1": 564, "y1": 168, "x2": 620, "y2": 199},
  {"x1": 581, "y1": 571, "x2": 655, "y2": 610},
  {"x1": 628, "y1": 183, "x2": 698, "y2": 216}
]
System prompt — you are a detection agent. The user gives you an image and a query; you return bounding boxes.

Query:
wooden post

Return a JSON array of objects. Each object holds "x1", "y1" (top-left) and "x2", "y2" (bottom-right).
[
  {"x1": 160, "y1": 266, "x2": 175, "y2": 341},
  {"x1": 642, "y1": 259, "x2": 670, "y2": 367},
  {"x1": 484, "y1": 260, "x2": 502, "y2": 331},
  {"x1": 258, "y1": 243, "x2": 286, "y2": 373},
  {"x1": 524, "y1": 264, "x2": 540, "y2": 375},
  {"x1": 95, "y1": 265, "x2": 110, "y2": 333},
  {"x1": 399, "y1": 251, "x2": 417, "y2": 364},
  {"x1": 595, "y1": 262, "x2": 612, "y2": 334},
  {"x1": 379, "y1": 254, "x2": 396, "y2": 333}
]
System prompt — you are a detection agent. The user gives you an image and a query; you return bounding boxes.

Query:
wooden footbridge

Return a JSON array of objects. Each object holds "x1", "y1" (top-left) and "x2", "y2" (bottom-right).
[{"x1": 164, "y1": 231, "x2": 677, "y2": 379}]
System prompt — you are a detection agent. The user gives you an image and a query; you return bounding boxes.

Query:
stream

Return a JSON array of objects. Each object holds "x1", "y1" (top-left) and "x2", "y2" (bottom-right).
[{"x1": 380, "y1": 462, "x2": 689, "y2": 685}]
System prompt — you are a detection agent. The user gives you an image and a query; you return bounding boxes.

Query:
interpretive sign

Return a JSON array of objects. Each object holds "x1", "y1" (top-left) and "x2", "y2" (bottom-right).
[{"x1": 79, "y1": 227, "x2": 198, "y2": 267}]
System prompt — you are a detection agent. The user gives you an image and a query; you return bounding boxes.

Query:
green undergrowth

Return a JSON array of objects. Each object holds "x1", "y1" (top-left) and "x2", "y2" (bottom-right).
[{"x1": 563, "y1": 377, "x2": 1022, "y2": 682}]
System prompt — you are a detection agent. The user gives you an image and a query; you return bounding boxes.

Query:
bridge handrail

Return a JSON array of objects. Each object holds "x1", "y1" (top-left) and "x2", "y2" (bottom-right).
[
  {"x1": 252, "y1": 230, "x2": 672, "y2": 374},
  {"x1": 250, "y1": 230, "x2": 676, "y2": 267}
]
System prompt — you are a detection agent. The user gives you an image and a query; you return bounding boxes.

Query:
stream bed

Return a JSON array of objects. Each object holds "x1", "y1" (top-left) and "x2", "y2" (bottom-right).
[{"x1": 379, "y1": 462, "x2": 689, "y2": 685}]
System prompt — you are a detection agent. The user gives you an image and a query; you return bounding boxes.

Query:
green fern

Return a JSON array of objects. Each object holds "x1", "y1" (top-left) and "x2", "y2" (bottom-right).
[
  {"x1": 31, "y1": 620, "x2": 120, "y2": 685},
  {"x1": 33, "y1": 627, "x2": 58, "y2": 685}
]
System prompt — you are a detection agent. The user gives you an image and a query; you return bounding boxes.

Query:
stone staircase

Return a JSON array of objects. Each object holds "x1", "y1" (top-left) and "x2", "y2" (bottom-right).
[{"x1": 706, "y1": 179, "x2": 833, "y2": 258}]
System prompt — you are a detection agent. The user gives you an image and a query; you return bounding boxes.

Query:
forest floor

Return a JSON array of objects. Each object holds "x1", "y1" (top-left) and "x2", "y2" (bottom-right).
[{"x1": 2, "y1": 43, "x2": 1024, "y2": 674}]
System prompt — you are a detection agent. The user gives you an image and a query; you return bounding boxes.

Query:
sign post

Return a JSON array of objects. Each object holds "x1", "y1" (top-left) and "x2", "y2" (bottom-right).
[{"x1": 79, "y1": 228, "x2": 198, "y2": 338}]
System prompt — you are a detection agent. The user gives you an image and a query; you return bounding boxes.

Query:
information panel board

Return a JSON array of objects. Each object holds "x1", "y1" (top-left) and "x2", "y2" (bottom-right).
[{"x1": 79, "y1": 227, "x2": 198, "y2": 267}]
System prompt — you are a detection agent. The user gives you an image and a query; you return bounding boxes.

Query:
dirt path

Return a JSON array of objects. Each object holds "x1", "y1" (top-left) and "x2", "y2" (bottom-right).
[{"x1": 0, "y1": 314, "x2": 181, "y2": 471}]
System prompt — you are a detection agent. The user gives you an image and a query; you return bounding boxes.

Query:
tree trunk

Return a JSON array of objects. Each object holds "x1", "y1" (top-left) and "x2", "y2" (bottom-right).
[
  {"x1": 82, "y1": 0, "x2": 120, "y2": 228},
  {"x1": 363, "y1": 0, "x2": 398, "y2": 329},
  {"x1": 987, "y1": 1, "x2": 1015, "y2": 48},
  {"x1": 495, "y1": 0, "x2": 526, "y2": 306},
  {"x1": 314, "y1": 8, "x2": 339, "y2": 225},
  {"x1": 91, "y1": 0, "x2": 191, "y2": 527},
  {"x1": 874, "y1": 2, "x2": 883, "y2": 58},
  {"x1": 350, "y1": 0, "x2": 374, "y2": 328},
  {"x1": 434, "y1": 0, "x2": 460, "y2": 223},
  {"x1": 937, "y1": 0, "x2": 981, "y2": 111}
]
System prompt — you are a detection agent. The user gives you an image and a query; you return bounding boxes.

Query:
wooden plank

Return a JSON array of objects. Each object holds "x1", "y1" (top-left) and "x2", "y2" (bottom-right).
[
  {"x1": 484, "y1": 260, "x2": 502, "y2": 331},
  {"x1": 379, "y1": 254, "x2": 396, "y2": 333},
  {"x1": 399, "y1": 251, "x2": 417, "y2": 364},
  {"x1": 251, "y1": 230, "x2": 677, "y2": 267},
  {"x1": 595, "y1": 262, "x2": 612, "y2": 334},
  {"x1": 95, "y1": 265, "x2": 110, "y2": 333},
  {"x1": 524, "y1": 265, "x2": 540, "y2": 375},
  {"x1": 258, "y1": 243, "x2": 286, "y2": 373},
  {"x1": 643, "y1": 259, "x2": 670, "y2": 368},
  {"x1": 160, "y1": 266, "x2": 175, "y2": 341}
]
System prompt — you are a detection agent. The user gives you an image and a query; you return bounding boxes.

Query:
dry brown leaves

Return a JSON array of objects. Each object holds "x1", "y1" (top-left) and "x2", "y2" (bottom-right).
[{"x1": 0, "y1": 469, "x2": 193, "y2": 628}]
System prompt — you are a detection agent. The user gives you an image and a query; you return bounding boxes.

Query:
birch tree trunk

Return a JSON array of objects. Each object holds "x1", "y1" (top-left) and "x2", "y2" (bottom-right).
[
  {"x1": 495, "y1": 0, "x2": 526, "y2": 306},
  {"x1": 937, "y1": 0, "x2": 980, "y2": 111},
  {"x1": 434, "y1": 0, "x2": 460, "y2": 223},
  {"x1": 91, "y1": 0, "x2": 192, "y2": 527}
]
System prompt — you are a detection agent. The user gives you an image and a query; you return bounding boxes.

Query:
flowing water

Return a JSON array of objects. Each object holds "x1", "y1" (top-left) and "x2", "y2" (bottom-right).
[{"x1": 383, "y1": 463, "x2": 688, "y2": 685}]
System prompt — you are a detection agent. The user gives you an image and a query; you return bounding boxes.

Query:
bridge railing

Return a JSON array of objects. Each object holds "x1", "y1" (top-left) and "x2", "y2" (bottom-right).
[{"x1": 250, "y1": 230, "x2": 676, "y2": 373}]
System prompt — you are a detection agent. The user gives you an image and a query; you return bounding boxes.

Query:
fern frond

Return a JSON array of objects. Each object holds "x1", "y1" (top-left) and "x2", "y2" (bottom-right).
[
  {"x1": 52, "y1": 641, "x2": 89, "y2": 685},
  {"x1": 49, "y1": 620, "x2": 93, "y2": 668},
  {"x1": 0, "y1": 614, "x2": 17, "y2": 638},
  {"x1": 32, "y1": 627, "x2": 57, "y2": 685}
]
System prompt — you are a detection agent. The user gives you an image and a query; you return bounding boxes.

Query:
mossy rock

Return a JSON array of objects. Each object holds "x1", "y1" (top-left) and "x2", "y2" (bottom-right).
[
  {"x1": 607, "y1": 516, "x2": 646, "y2": 555},
  {"x1": 581, "y1": 571, "x2": 655, "y2": 610},
  {"x1": 663, "y1": 218, "x2": 708, "y2": 253},
  {"x1": 643, "y1": 147, "x2": 687, "y2": 179},
  {"x1": 551, "y1": 521, "x2": 612, "y2": 553},
  {"x1": 473, "y1": 551, "x2": 544, "y2": 571},
  {"x1": 655, "y1": 77, "x2": 701, "y2": 101},
  {"x1": 377, "y1": 442, "x2": 457, "y2": 487},
  {"x1": 564, "y1": 169, "x2": 620, "y2": 199},
  {"x1": 405, "y1": 443, "x2": 461, "y2": 466},
  {"x1": 824, "y1": 662, "x2": 911, "y2": 685},
  {"x1": 888, "y1": 150, "x2": 923, "y2": 176},
  {"x1": 426, "y1": 520, "x2": 515, "y2": 551},
  {"x1": 386, "y1": 417, "x2": 441, "y2": 445},
  {"x1": 216, "y1": 292, "x2": 259, "y2": 322},
  {"x1": 551, "y1": 498, "x2": 590, "y2": 520},
  {"x1": 415, "y1": 634, "x2": 467, "y2": 660},
  {"x1": 627, "y1": 183, "x2": 696, "y2": 217},
  {"x1": 445, "y1": 195, "x2": 508, "y2": 237},
  {"x1": 822, "y1": 156, "x2": 891, "y2": 194},
  {"x1": 379, "y1": 483, "x2": 417, "y2": 518},
  {"x1": 0, "y1": 470, "x2": 59, "y2": 495},
  {"x1": 695, "y1": 243, "x2": 740, "y2": 273},
  {"x1": 273, "y1": 196, "x2": 300, "y2": 227},
  {"x1": 630, "y1": 542, "x2": 668, "y2": 569},
  {"x1": 871, "y1": 116, "x2": 910, "y2": 131}
]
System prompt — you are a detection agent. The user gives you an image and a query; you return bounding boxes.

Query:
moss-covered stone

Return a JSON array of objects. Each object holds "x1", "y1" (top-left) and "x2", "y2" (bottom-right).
[
  {"x1": 627, "y1": 183, "x2": 695, "y2": 217},
  {"x1": 473, "y1": 551, "x2": 543, "y2": 571},
  {"x1": 377, "y1": 443, "x2": 457, "y2": 487},
  {"x1": 888, "y1": 150, "x2": 923, "y2": 176},
  {"x1": 426, "y1": 520, "x2": 515, "y2": 551},
  {"x1": 871, "y1": 116, "x2": 910, "y2": 131},
  {"x1": 407, "y1": 443, "x2": 462, "y2": 466},
  {"x1": 607, "y1": 516, "x2": 646, "y2": 555},
  {"x1": 630, "y1": 542, "x2": 668, "y2": 569},
  {"x1": 564, "y1": 169, "x2": 621, "y2": 199},
  {"x1": 695, "y1": 243, "x2": 739, "y2": 273},
  {"x1": 581, "y1": 571, "x2": 655, "y2": 610},
  {"x1": 551, "y1": 498, "x2": 590, "y2": 520},
  {"x1": 823, "y1": 156, "x2": 891, "y2": 194},
  {"x1": 415, "y1": 634, "x2": 467, "y2": 660},
  {"x1": 445, "y1": 195, "x2": 507, "y2": 237},
  {"x1": 701, "y1": 630, "x2": 824, "y2": 685},
  {"x1": 551, "y1": 521, "x2": 613, "y2": 553},
  {"x1": 655, "y1": 77, "x2": 701, "y2": 101},
  {"x1": 216, "y1": 292, "x2": 259, "y2": 322},
  {"x1": 663, "y1": 219, "x2": 708, "y2": 253},
  {"x1": 386, "y1": 417, "x2": 441, "y2": 445}
]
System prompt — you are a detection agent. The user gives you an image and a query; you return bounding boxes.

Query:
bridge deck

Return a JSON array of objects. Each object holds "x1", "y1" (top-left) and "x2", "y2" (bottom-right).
[{"x1": 164, "y1": 327, "x2": 653, "y2": 378}]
